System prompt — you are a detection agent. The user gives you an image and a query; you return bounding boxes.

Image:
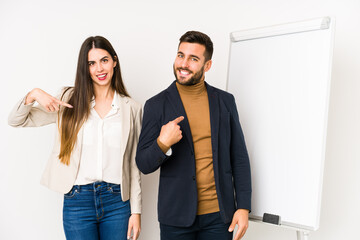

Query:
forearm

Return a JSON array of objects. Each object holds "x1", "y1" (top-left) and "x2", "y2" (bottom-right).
[
  {"x1": 130, "y1": 149, "x2": 142, "y2": 214},
  {"x1": 8, "y1": 95, "x2": 56, "y2": 127},
  {"x1": 136, "y1": 139, "x2": 170, "y2": 174},
  {"x1": 230, "y1": 97, "x2": 252, "y2": 211},
  {"x1": 232, "y1": 143, "x2": 252, "y2": 210}
]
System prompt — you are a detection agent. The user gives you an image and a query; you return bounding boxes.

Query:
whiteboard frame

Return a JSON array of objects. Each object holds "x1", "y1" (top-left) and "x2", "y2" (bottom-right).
[{"x1": 226, "y1": 17, "x2": 335, "y2": 231}]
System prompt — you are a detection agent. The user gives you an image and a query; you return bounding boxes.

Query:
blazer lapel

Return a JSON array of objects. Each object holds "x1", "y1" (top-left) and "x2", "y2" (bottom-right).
[
  {"x1": 166, "y1": 81, "x2": 194, "y2": 153},
  {"x1": 206, "y1": 83, "x2": 220, "y2": 170}
]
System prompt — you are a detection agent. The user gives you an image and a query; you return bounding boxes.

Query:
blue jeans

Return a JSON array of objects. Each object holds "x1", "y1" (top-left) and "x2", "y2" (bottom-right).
[
  {"x1": 63, "y1": 181, "x2": 131, "y2": 240},
  {"x1": 160, "y1": 212, "x2": 232, "y2": 240}
]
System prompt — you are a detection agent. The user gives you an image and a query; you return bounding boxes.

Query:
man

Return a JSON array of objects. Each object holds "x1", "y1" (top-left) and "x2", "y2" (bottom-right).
[{"x1": 136, "y1": 31, "x2": 251, "y2": 240}]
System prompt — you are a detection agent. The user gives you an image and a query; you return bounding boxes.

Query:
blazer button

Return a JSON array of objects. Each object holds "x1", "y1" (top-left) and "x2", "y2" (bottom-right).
[{"x1": 192, "y1": 176, "x2": 196, "y2": 180}]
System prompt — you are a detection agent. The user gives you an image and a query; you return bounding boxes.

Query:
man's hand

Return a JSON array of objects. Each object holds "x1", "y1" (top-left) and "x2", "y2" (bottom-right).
[
  {"x1": 158, "y1": 116, "x2": 184, "y2": 147},
  {"x1": 228, "y1": 209, "x2": 249, "y2": 240}
]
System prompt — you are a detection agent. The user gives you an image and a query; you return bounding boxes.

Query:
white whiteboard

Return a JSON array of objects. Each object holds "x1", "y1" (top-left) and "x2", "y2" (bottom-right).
[{"x1": 227, "y1": 17, "x2": 335, "y2": 231}]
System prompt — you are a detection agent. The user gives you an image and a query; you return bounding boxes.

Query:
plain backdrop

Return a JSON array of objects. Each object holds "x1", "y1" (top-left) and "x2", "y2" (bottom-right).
[{"x1": 1, "y1": 0, "x2": 359, "y2": 239}]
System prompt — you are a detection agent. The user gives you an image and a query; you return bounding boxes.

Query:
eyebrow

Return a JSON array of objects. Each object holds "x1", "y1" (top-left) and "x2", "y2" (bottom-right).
[
  {"x1": 88, "y1": 56, "x2": 110, "y2": 64},
  {"x1": 178, "y1": 51, "x2": 201, "y2": 60}
]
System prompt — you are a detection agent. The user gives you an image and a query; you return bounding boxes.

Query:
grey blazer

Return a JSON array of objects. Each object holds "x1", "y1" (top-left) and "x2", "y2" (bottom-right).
[{"x1": 8, "y1": 88, "x2": 142, "y2": 214}]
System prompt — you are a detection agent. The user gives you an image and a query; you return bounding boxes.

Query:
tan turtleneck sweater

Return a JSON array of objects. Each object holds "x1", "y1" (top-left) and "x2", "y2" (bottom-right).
[{"x1": 174, "y1": 81, "x2": 220, "y2": 215}]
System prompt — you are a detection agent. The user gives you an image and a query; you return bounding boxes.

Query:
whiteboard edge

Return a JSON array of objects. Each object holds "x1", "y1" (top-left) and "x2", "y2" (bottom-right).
[
  {"x1": 314, "y1": 15, "x2": 336, "y2": 231},
  {"x1": 250, "y1": 217, "x2": 317, "y2": 232},
  {"x1": 230, "y1": 16, "x2": 331, "y2": 42},
  {"x1": 225, "y1": 34, "x2": 233, "y2": 92}
]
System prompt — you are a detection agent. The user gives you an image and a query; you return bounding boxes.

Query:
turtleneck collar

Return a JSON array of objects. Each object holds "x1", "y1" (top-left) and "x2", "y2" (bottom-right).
[{"x1": 176, "y1": 80, "x2": 206, "y2": 96}]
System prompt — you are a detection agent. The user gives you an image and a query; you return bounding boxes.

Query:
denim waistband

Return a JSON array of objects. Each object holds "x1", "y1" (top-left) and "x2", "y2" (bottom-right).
[{"x1": 72, "y1": 181, "x2": 119, "y2": 192}]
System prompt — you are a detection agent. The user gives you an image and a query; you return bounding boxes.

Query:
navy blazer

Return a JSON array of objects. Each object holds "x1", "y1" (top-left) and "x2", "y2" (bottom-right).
[{"x1": 136, "y1": 81, "x2": 251, "y2": 227}]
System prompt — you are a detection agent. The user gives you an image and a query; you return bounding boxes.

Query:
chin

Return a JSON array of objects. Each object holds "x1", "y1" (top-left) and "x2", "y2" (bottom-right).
[
  {"x1": 177, "y1": 79, "x2": 189, "y2": 85},
  {"x1": 94, "y1": 81, "x2": 111, "y2": 87},
  {"x1": 176, "y1": 76, "x2": 188, "y2": 83}
]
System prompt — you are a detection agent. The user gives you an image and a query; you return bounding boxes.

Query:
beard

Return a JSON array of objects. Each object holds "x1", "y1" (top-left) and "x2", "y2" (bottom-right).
[{"x1": 173, "y1": 64, "x2": 205, "y2": 86}]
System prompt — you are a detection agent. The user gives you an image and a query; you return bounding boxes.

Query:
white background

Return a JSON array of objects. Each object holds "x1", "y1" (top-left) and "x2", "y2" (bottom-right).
[{"x1": 1, "y1": 0, "x2": 359, "y2": 239}]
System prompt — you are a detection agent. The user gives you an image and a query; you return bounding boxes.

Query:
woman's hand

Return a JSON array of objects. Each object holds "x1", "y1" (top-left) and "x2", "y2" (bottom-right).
[
  {"x1": 127, "y1": 214, "x2": 141, "y2": 240},
  {"x1": 26, "y1": 88, "x2": 73, "y2": 111}
]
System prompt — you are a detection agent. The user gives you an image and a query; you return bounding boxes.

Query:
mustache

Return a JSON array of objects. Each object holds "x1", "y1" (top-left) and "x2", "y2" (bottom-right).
[{"x1": 177, "y1": 67, "x2": 193, "y2": 74}]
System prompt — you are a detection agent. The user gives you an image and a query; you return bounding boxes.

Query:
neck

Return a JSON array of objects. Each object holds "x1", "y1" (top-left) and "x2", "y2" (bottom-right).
[
  {"x1": 94, "y1": 85, "x2": 114, "y2": 100},
  {"x1": 176, "y1": 80, "x2": 206, "y2": 96}
]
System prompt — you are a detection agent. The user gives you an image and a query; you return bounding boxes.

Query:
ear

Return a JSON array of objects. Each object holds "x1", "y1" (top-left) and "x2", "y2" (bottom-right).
[
  {"x1": 204, "y1": 59, "x2": 212, "y2": 72},
  {"x1": 113, "y1": 56, "x2": 117, "y2": 68}
]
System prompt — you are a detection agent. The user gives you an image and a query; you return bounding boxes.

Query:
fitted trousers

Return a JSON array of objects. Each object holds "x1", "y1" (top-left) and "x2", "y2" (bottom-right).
[
  {"x1": 63, "y1": 181, "x2": 130, "y2": 240},
  {"x1": 160, "y1": 211, "x2": 232, "y2": 240}
]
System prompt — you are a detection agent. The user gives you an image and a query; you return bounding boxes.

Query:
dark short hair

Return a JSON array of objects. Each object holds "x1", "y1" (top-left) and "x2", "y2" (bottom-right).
[{"x1": 179, "y1": 31, "x2": 213, "y2": 61}]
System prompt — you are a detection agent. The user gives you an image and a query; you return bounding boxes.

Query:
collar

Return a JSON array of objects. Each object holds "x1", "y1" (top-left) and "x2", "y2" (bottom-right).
[
  {"x1": 175, "y1": 80, "x2": 206, "y2": 96},
  {"x1": 90, "y1": 91, "x2": 120, "y2": 110}
]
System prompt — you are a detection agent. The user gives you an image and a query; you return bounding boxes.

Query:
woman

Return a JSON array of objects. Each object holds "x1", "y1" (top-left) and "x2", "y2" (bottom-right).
[{"x1": 8, "y1": 36, "x2": 141, "y2": 240}]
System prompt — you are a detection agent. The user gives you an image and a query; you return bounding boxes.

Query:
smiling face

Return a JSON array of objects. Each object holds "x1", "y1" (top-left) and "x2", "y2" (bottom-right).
[
  {"x1": 173, "y1": 42, "x2": 212, "y2": 86},
  {"x1": 88, "y1": 48, "x2": 117, "y2": 88}
]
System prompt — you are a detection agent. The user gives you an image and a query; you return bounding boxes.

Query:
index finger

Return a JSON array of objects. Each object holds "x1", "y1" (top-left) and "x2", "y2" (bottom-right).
[
  {"x1": 133, "y1": 230, "x2": 139, "y2": 240},
  {"x1": 234, "y1": 226, "x2": 246, "y2": 240},
  {"x1": 172, "y1": 116, "x2": 184, "y2": 124},
  {"x1": 55, "y1": 99, "x2": 73, "y2": 108},
  {"x1": 127, "y1": 225, "x2": 132, "y2": 240}
]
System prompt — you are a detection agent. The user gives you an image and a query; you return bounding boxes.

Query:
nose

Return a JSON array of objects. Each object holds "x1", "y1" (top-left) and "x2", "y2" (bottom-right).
[
  {"x1": 96, "y1": 63, "x2": 103, "y2": 72},
  {"x1": 180, "y1": 57, "x2": 189, "y2": 69}
]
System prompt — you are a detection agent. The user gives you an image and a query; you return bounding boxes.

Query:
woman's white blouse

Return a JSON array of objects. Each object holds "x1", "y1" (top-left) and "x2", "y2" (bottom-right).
[{"x1": 74, "y1": 92, "x2": 124, "y2": 185}]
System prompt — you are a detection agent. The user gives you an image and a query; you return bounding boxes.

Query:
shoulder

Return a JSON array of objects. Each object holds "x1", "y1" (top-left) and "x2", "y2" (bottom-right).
[
  {"x1": 206, "y1": 82, "x2": 235, "y2": 102},
  {"x1": 121, "y1": 95, "x2": 142, "y2": 111},
  {"x1": 145, "y1": 89, "x2": 167, "y2": 106},
  {"x1": 58, "y1": 86, "x2": 74, "y2": 102},
  {"x1": 144, "y1": 82, "x2": 175, "y2": 107}
]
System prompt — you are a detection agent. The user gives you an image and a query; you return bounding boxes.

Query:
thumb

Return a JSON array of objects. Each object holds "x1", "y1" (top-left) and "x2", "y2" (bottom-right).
[{"x1": 228, "y1": 218, "x2": 237, "y2": 232}]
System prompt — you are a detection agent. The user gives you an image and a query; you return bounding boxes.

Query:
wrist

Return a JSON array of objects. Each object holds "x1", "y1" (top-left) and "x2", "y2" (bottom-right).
[
  {"x1": 25, "y1": 89, "x2": 38, "y2": 105},
  {"x1": 157, "y1": 137, "x2": 170, "y2": 153}
]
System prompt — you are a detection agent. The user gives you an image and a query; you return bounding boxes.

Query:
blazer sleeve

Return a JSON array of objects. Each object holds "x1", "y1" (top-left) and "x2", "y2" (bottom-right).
[
  {"x1": 129, "y1": 104, "x2": 143, "y2": 214},
  {"x1": 8, "y1": 94, "x2": 58, "y2": 128},
  {"x1": 229, "y1": 95, "x2": 252, "y2": 211},
  {"x1": 136, "y1": 99, "x2": 170, "y2": 174}
]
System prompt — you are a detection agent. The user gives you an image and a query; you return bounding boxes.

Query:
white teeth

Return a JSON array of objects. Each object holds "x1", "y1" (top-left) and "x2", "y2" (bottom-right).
[
  {"x1": 98, "y1": 74, "x2": 106, "y2": 77},
  {"x1": 180, "y1": 70, "x2": 189, "y2": 75}
]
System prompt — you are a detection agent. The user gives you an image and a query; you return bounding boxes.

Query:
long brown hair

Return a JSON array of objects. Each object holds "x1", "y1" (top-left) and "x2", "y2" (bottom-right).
[{"x1": 58, "y1": 36, "x2": 129, "y2": 165}]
